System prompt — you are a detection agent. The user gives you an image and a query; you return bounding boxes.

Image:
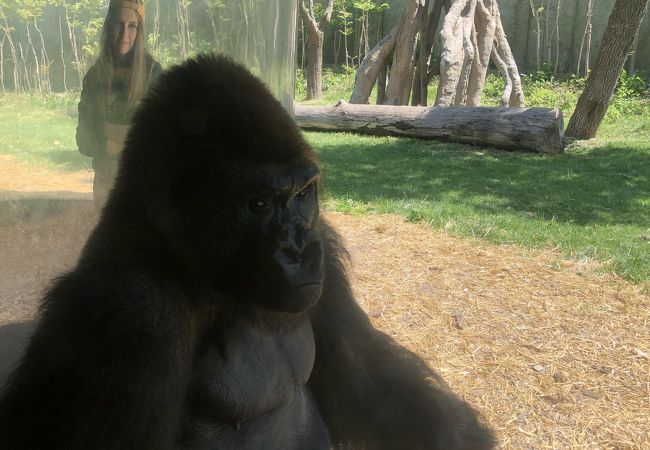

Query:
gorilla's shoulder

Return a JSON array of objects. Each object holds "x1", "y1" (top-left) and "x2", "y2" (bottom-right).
[{"x1": 40, "y1": 265, "x2": 191, "y2": 336}]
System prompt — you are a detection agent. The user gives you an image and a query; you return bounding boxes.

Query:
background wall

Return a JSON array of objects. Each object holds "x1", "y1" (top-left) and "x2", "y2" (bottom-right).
[{"x1": 330, "y1": 0, "x2": 650, "y2": 74}]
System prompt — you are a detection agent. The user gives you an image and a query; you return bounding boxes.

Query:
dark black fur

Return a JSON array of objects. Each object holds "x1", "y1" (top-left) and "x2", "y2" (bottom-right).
[{"x1": 0, "y1": 54, "x2": 494, "y2": 449}]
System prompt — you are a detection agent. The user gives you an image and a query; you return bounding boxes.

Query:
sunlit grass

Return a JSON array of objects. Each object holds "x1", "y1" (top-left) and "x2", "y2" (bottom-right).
[
  {"x1": 0, "y1": 92, "x2": 90, "y2": 172},
  {"x1": 307, "y1": 131, "x2": 650, "y2": 283}
]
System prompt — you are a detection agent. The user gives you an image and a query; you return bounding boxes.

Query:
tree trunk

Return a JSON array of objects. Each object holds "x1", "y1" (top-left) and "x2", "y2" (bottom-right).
[
  {"x1": 566, "y1": 0, "x2": 650, "y2": 140},
  {"x1": 149, "y1": 0, "x2": 160, "y2": 55},
  {"x1": 467, "y1": 0, "x2": 497, "y2": 106},
  {"x1": 529, "y1": 0, "x2": 541, "y2": 71},
  {"x1": 490, "y1": 46, "x2": 511, "y2": 106},
  {"x1": 176, "y1": 0, "x2": 188, "y2": 59},
  {"x1": 349, "y1": 23, "x2": 399, "y2": 104},
  {"x1": 453, "y1": 0, "x2": 477, "y2": 105},
  {"x1": 18, "y1": 42, "x2": 31, "y2": 92},
  {"x1": 576, "y1": 0, "x2": 594, "y2": 76},
  {"x1": 59, "y1": 15, "x2": 67, "y2": 91},
  {"x1": 354, "y1": 0, "x2": 519, "y2": 108},
  {"x1": 492, "y1": 9, "x2": 525, "y2": 106},
  {"x1": 307, "y1": 33, "x2": 323, "y2": 99},
  {"x1": 435, "y1": 0, "x2": 519, "y2": 107},
  {"x1": 436, "y1": 0, "x2": 470, "y2": 106},
  {"x1": 626, "y1": 1, "x2": 648, "y2": 74},
  {"x1": 63, "y1": 3, "x2": 83, "y2": 88},
  {"x1": 584, "y1": 0, "x2": 594, "y2": 73},
  {"x1": 298, "y1": 0, "x2": 334, "y2": 100},
  {"x1": 417, "y1": 0, "x2": 445, "y2": 106},
  {"x1": 410, "y1": 0, "x2": 431, "y2": 106},
  {"x1": 25, "y1": 23, "x2": 42, "y2": 93},
  {"x1": 376, "y1": 64, "x2": 387, "y2": 104},
  {"x1": 34, "y1": 21, "x2": 51, "y2": 94},
  {"x1": 554, "y1": 0, "x2": 561, "y2": 74},
  {"x1": 0, "y1": 35, "x2": 5, "y2": 92},
  {"x1": 384, "y1": 0, "x2": 423, "y2": 105},
  {"x1": 295, "y1": 102, "x2": 564, "y2": 153},
  {"x1": 0, "y1": 6, "x2": 20, "y2": 91}
]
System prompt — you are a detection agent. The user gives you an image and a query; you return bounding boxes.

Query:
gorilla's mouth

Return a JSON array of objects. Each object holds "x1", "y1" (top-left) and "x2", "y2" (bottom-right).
[
  {"x1": 260, "y1": 279, "x2": 323, "y2": 314},
  {"x1": 293, "y1": 281, "x2": 323, "y2": 298}
]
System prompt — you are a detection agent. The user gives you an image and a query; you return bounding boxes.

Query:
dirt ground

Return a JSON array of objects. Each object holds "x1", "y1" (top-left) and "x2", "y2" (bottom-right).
[{"x1": 0, "y1": 156, "x2": 648, "y2": 449}]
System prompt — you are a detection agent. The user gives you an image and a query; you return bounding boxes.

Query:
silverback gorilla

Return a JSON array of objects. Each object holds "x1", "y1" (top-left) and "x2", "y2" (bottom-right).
[{"x1": 0, "y1": 54, "x2": 494, "y2": 449}]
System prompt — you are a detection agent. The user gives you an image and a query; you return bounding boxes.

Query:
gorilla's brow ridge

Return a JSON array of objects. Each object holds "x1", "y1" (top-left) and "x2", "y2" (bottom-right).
[{"x1": 255, "y1": 160, "x2": 320, "y2": 194}]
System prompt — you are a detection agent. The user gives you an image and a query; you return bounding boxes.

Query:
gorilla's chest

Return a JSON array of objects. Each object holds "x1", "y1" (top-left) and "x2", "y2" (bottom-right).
[{"x1": 189, "y1": 317, "x2": 315, "y2": 421}]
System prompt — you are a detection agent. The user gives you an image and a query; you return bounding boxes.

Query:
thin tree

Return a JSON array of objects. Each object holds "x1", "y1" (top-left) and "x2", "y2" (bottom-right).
[
  {"x1": 553, "y1": 0, "x2": 560, "y2": 74},
  {"x1": 62, "y1": 1, "x2": 84, "y2": 88},
  {"x1": 566, "y1": 0, "x2": 650, "y2": 140},
  {"x1": 627, "y1": 1, "x2": 648, "y2": 74},
  {"x1": 18, "y1": 41, "x2": 31, "y2": 91},
  {"x1": 58, "y1": 14, "x2": 67, "y2": 91},
  {"x1": 544, "y1": 0, "x2": 553, "y2": 65},
  {"x1": 33, "y1": 19, "x2": 51, "y2": 93},
  {"x1": 298, "y1": 0, "x2": 335, "y2": 100},
  {"x1": 528, "y1": 0, "x2": 542, "y2": 71},
  {"x1": 25, "y1": 22, "x2": 42, "y2": 93},
  {"x1": 0, "y1": 34, "x2": 5, "y2": 92},
  {"x1": 0, "y1": 5, "x2": 20, "y2": 91},
  {"x1": 576, "y1": 0, "x2": 594, "y2": 76},
  {"x1": 338, "y1": 2, "x2": 352, "y2": 67},
  {"x1": 175, "y1": 0, "x2": 189, "y2": 59},
  {"x1": 151, "y1": 0, "x2": 161, "y2": 55}
]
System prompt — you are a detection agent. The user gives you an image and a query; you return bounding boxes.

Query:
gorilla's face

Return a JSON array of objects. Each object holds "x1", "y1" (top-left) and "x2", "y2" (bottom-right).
[
  {"x1": 165, "y1": 155, "x2": 325, "y2": 315},
  {"x1": 231, "y1": 158, "x2": 325, "y2": 314}
]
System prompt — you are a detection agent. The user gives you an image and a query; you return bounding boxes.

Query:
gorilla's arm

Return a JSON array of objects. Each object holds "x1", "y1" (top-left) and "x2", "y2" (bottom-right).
[
  {"x1": 308, "y1": 223, "x2": 494, "y2": 450},
  {"x1": 0, "y1": 268, "x2": 193, "y2": 449}
]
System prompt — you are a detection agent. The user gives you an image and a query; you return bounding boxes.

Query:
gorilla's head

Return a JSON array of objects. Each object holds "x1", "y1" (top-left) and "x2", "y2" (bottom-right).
[{"x1": 109, "y1": 54, "x2": 324, "y2": 314}]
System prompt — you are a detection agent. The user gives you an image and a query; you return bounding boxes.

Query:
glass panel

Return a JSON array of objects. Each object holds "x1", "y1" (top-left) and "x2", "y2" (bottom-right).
[{"x1": 146, "y1": 0, "x2": 297, "y2": 112}]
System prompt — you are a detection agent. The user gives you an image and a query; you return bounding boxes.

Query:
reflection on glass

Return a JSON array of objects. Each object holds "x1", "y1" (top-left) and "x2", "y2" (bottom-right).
[{"x1": 213, "y1": 0, "x2": 298, "y2": 113}]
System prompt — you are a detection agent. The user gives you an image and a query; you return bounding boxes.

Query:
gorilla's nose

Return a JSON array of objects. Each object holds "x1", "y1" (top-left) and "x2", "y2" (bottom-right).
[{"x1": 276, "y1": 239, "x2": 322, "y2": 265}]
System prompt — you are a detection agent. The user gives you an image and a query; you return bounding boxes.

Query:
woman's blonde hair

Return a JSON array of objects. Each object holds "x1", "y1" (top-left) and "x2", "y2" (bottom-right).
[{"x1": 96, "y1": 0, "x2": 147, "y2": 114}]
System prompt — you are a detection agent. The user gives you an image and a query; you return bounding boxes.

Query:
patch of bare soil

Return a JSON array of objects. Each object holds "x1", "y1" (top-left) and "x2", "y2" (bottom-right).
[
  {"x1": 0, "y1": 155, "x2": 93, "y2": 193},
  {"x1": 0, "y1": 156, "x2": 648, "y2": 448}
]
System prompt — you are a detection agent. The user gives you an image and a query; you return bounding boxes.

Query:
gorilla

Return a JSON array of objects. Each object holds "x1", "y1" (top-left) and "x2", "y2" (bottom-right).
[{"x1": 0, "y1": 54, "x2": 494, "y2": 449}]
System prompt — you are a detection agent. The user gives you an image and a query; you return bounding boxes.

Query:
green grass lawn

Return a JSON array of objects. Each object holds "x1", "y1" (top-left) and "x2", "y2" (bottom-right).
[
  {"x1": 1, "y1": 72, "x2": 649, "y2": 283},
  {"x1": 0, "y1": 92, "x2": 89, "y2": 172},
  {"x1": 309, "y1": 132, "x2": 649, "y2": 283}
]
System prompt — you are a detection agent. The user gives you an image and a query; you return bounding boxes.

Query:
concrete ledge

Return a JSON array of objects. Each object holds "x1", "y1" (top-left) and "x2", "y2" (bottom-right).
[{"x1": 0, "y1": 191, "x2": 93, "y2": 226}]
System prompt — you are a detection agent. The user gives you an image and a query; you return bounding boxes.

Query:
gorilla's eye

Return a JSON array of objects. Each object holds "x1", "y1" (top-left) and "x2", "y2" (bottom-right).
[
  {"x1": 250, "y1": 199, "x2": 271, "y2": 210},
  {"x1": 297, "y1": 183, "x2": 314, "y2": 198}
]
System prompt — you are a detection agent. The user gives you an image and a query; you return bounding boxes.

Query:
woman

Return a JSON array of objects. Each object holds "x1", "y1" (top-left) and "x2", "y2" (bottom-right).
[{"x1": 76, "y1": 0, "x2": 162, "y2": 208}]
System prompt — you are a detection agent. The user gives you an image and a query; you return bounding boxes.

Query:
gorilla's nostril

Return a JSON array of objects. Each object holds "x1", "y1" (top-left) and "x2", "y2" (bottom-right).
[
  {"x1": 281, "y1": 246, "x2": 302, "y2": 263},
  {"x1": 277, "y1": 241, "x2": 323, "y2": 267}
]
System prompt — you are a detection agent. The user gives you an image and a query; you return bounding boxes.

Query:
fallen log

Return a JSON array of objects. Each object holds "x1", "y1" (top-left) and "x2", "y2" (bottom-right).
[{"x1": 294, "y1": 101, "x2": 564, "y2": 154}]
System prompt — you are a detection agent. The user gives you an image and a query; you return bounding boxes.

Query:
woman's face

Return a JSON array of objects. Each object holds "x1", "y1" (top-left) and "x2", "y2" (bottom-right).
[{"x1": 110, "y1": 7, "x2": 139, "y2": 56}]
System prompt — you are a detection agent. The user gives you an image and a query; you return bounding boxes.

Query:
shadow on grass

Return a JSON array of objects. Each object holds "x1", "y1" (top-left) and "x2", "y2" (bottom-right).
[{"x1": 314, "y1": 135, "x2": 649, "y2": 227}]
